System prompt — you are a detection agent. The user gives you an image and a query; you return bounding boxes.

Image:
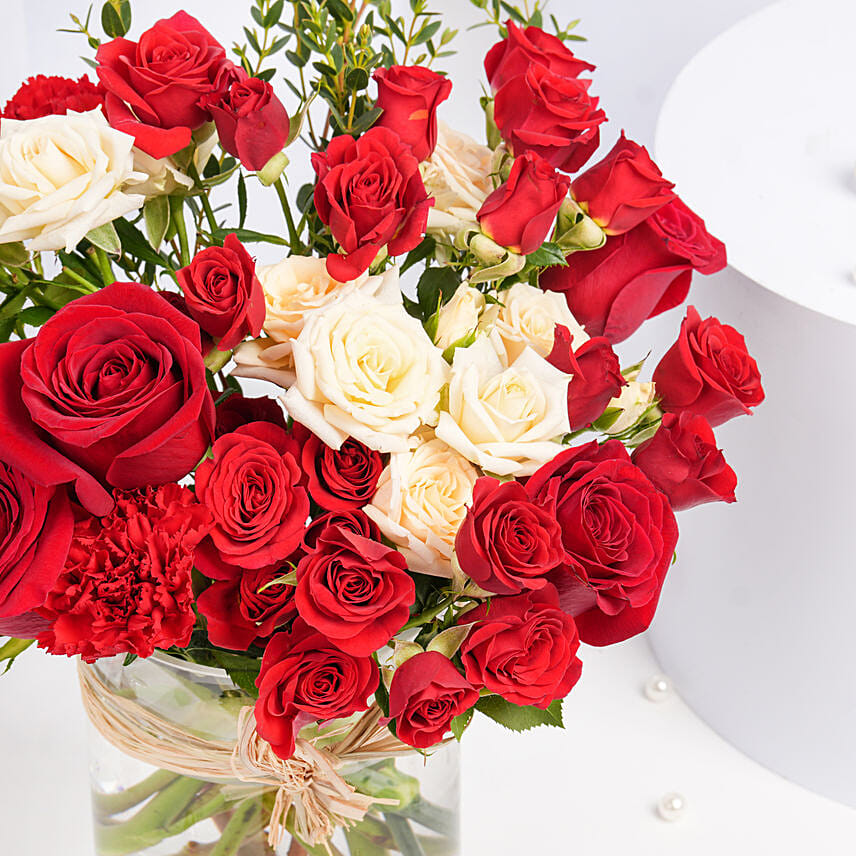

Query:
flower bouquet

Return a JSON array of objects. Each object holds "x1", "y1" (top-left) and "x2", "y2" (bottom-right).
[{"x1": 0, "y1": 1, "x2": 764, "y2": 854}]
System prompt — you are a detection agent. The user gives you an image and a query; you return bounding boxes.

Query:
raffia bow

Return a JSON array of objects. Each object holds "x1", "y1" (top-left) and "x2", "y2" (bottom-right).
[{"x1": 78, "y1": 663, "x2": 407, "y2": 850}]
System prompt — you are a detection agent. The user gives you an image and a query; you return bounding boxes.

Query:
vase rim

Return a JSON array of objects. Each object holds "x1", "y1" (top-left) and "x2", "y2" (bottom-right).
[{"x1": 147, "y1": 648, "x2": 231, "y2": 680}]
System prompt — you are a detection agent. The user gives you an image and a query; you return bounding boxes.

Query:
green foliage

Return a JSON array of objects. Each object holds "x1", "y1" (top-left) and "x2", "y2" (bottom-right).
[
  {"x1": 0, "y1": 638, "x2": 35, "y2": 675},
  {"x1": 467, "y1": 0, "x2": 586, "y2": 42},
  {"x1": 475, "y1": 695, "x2": 564, "y2": 732},
  {"x1": 101, "y1": 0, "x2": 131, "y2": 38}
]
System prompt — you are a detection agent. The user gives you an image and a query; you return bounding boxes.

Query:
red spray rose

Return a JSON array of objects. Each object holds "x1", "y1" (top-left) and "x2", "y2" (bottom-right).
[
  {"x1": 526, "y1": 440, "x2": 678, "y2": 646},
  {"x1": 459, "y1": 585, "x2": 582, "y2": 708},
  {"x1": 37, "y1": 484, "x2": 211, "y2": 662},
  {"x1": 493, "y1": 64, "x2": 606, "y2": 173},
  {"x1": 312, "y1": 127, "x2": 433, "y2": 281},
  {"x1": 373, "y1": 65, "x2": 452, "y2": 162},
  {"x1": 208, "y1": 76, "x2": 290, "y2": 172},
  {"x1": 255, "y1": 620, "x2": 378, "y2": 760},
  {"x1": 197, "y1": 563, "x2": 297, "y2": 651},
  {"x1": 546, "y1": 326, "x2": 625, "y2": 431},
  {"x1": 653, "y1": 306, "x2": 764, "y2": 426},
  {"x1": 301, "y1": 510, "x2": 382, "y2": 553},
  {"x1": 0, "y1": 282, "x2": 215, "y2": 517},
  {"x1": 542, "y1": 197, "x2": 728, "y2": 342},
  {"x1": 485, "y1": 20, "x2": 595, "y2": 92},
  {"x1": 455, "y1": 478, "x2": 566, "y2": 595},
  {"x1": 389, "y1": 652, "x2": 479, "y2": 750},
  {"x1": 632, "y1": 412, "x2": 737, "y2": 510},
  {"x1": 96, "y1": 12, "x2": 228, "y2": 158},
  {"x1": 295, "y1": 525, "x2": 414, "y2": 656},
  {"x1": 477, "y1": 152, "x2": 571, "y2": 255},
  {"x1": 571, "y1": 133, "x2": 676, "y2": 235},
  {"x1": 194, "y1": 422, "x2": 309, "y2": 577},
  {"x1": 3, "y1": 74, "x2": 103, "y2": 119},
  {"x1": 215, "y1": 394, "x2": 287, "y2": 438},
  {"x1": 177, "y1": 234, "x2": 265, "y2": 352},
  {"x1": 0, "y1": 463, "x2": 73, "y2": 633}
]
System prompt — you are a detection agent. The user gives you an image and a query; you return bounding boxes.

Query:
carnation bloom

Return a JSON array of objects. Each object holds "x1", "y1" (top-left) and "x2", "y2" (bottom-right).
[
  {"x1": 3, "y1": 74, "x2": 104, "y2": 119},
  {"x1": 37, "y1": 484, "x2": 211, "y2": 662}
]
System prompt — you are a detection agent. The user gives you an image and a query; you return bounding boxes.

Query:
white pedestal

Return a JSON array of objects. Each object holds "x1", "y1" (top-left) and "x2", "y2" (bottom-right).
[{"x1": 650, "y1": 0, "x2": 856, "y2": 807}]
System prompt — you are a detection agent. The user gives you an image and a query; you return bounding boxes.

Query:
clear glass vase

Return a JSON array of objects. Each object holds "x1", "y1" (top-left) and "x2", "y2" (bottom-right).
[{"x1": 84, "y1": 653, "x2": 460, "y2": 856}]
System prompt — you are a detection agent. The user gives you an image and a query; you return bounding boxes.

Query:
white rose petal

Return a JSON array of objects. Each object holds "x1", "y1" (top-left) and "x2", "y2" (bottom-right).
[
  {"x1": 434, "y1": 283, "x2": 486, "y2": 350},
  {"x1": 0, "y1": 110, "x2": 145, "y2": 251},
  {"x1": 604, "y1": 380, "x2": 658, "y2": 435}
]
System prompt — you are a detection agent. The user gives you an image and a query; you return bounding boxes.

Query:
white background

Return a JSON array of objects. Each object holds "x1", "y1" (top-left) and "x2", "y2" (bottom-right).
[{"x1": 3, "y1": 0, "x2": 856, "y2": 853}]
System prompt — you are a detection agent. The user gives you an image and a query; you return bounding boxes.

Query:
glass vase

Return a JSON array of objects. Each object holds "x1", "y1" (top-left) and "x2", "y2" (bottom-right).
[{"x1": 83, "y1": 652, "x2": 460, "y2": 856}]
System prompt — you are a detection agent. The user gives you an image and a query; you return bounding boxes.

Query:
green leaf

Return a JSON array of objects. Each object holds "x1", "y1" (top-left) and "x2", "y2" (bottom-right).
[
  {"x1": 211, "y1": 228, "x2": 289, "y2": 246},
  {"x1": 526, "y1": 241, "x2": 568, "y2": 269},
  {"x1": 416, "y1": 266, "x2": 460, "y2": 319},
  {"x1": 86, "y1": 222, "x2": 121, "y2": 256},
  {"x1": 0, "y1": 289, "x2": 31, "y2": 321},
  {"x1": 211, "y1": 651, "x2": 261, "y2": 698},
  {"x1": 349, "y1": 106, "x2": 383, "y2": 135},
  {"x1": 346, "y1": 66, "x2": 370, "y2": 91},
  {"x1": 0, "y1": 242, "x2": 29, "y2": 268},
  {"x1": 475, "y1": 696, "x2": 564, "y2": 732},
  {"x1": 327, "y1": 0, "x2": 355, "y2": 23},
  {"x1": 113, "y1": 218, "x2": 172, "y2": 269},
  {"x1": 0, "y1": 638, "x2": 34, "y2": 675},
  {"x1": 374, "y1": 672, "x2": 390, "y2": 717},
  {"x1": 123, "y1": 653, "x2": 138, "y2": 667},
  {"x1": 262, "y1": 0, "x2": 285, "y2": 28},
  {"x1": 412, "y1": 20, "x2": 442, "y2": 45},
  {"x1": 143, "y1": 196, "x2": 170, "y2": 251},
  {"x1": 237, "y1": 173, "x2": 248, "y2": 229},
  {"x1": 18, "y1": 306, "x2": 54, "y2": 328},
  {"x1": 450, "y1": 707, "x2": 474, "y2": 741},
  {"x1": 400, "y1": 236, "x2": 436, "y2": 274},
  {"x1": 101, "y1": 0, "x2": 131, "y2": 38}
]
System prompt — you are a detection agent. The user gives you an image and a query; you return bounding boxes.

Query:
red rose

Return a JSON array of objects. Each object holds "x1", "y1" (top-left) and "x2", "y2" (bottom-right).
[
  {"x1": 547, "y1": 325, "x2": 625, "y2": 431},
  {"x1": 389, "y1": 652, "x2": 479, "y2": 750},
  {"x1": 484, "y1": 20, "x2": 595, "y2": 92},
  {"x1": 312, "y1": 128, "x2": 433, "y2": 281},
  {"x1": 455, "y1": 478, "x2": 566, "y2": 595},
  {"x1": 215, "y1": 394, "x2": 287, "y2": 438},
  {"x1": 493, "y1": 64, "x2": 605, "y2": 173},
  {"x1": 632, "y1": 412, "x2": 737, "y2": 510},
  {"x1": 37, "y1": 484, "x2": 211, "y2": 662},
  {"x1": 653, "y1": 306, "x2": 764, "y2": 427},
  {"x1": 194, "y1": 422, "x2": 309, "y2": 577},
  {"x1": 542, "y1": 198, "x2": 727, "y2": 343},
  {"x1": 0, "y1": 282, "x2": 215, "y2": 517},
  {"x1": 301, "y1": 510, "x2": 381, "y2": 553},
  {"x1": 459, "y1": 585, "x2": 582, "y2": 708},
  {"x1": 291, "y1": 423, "x2": 383, "y2": 512},
  {"x1": 197, "y1": 563, "x2": 297, "y2": 651},
  {"x1": 96, "y1": 12, "x2": 228, "y2": 158},
  {"x1": 255, "y1": 620, "x2": 378, "y2": 759},
  {"x1": 177, "y1": 234, "x2": 265, "y2": 352},
  {"x1": 0, "y1": 462, "x2": 73, "y2": 632},
  {"x1": 296, "y1": 525, "x2": 414, "y2": 656},
  {"x1": 477, "y1": 152, "x2": 571, "y2": 255},
  {"x1": 208, "y1": 76, "x2": 290, "y2": 172},
  {"x1": 373, "y1": 65, "x2": 452, "y2": 162},
  {"x1": 3, "y1": 74, "x2": 103, "y2": 119},
  {"x1": 571, "y1": 133, "x2": 676, "y2": 235},
  {"x1": 526, "y1": 440, "x2": 678, "y2": 646}
]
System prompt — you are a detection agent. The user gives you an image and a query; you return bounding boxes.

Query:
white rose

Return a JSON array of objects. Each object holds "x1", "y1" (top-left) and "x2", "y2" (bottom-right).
[
  {"x1": 603, "y1": 380, "x2": 658, "y2": 436},
  {"x1": 434, "y1": 283, "x2": 486, "y2": 350},
  {"x1": 422, "y1": 123, "x2": 495, "y2": 237},
  {"x1": 492, "y1": 282, "x2": 588, "y2": 362},
  {"x1": 435, "y1": 336, "x2": 571, "y2": 476},
  {"x1": 232, "y1": 337, "x2": 296, "y2": 387},
  {"x1": 283, "y1": 293, "x2": 449, "y2": 453},
  {"x1": 365, "y1": 436, "x2": 478, "y2": 577},
  {"x1": 0, "y1": 110, "x2": 145, "y2": 251}
]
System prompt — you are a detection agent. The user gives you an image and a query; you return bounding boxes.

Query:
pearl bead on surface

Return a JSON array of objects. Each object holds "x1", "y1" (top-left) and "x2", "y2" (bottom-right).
[
  {"x1": 657, "y1": 792, "x2": 686, "y2": 822},
  {"x1": 644, "y1": 673, "x2": 674, "y2": 702}
]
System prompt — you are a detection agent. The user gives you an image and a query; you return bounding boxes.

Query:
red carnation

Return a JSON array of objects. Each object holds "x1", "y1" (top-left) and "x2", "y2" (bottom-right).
[
  {"x1": 215, "y1": 394, "x2": 287, "y2": 438},
  {"x1": 295, "y1": 525, "x2": 415, "y2": 656},
  {"x1": 37, "y1": 484, "x2": 211, "y2": 662},
  {"x1": 3, "y1": 74, "x2": 103, "y2": 119},
  {"x1": 389, "y1": 652, "x2": 479, "y2": 750},
  {"x1": 460, "y1": 585, "x2": 582, "y2": 708},
  {"x1": 255, "y1": 620, "x2": 378, "y2": 760},
  {"x1": 632, "y1": 412, "x2": 737, "y2": 510},
  {"x1": 177, "y1": 234, "x2": 265, "y2": 352},
  {"x1": 301, "y1": 510, "x2": 382, "y2": 553}
]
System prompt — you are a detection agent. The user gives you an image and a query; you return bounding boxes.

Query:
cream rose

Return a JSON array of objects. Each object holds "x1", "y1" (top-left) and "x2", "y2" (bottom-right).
[
  {"x1": 603, "y1": 380, "x2": 658, "y2": 436},
  {"x1": 435, "y1": 336, "x2": 571, "y2": 476},
  {"x1": 492, "y1": 282, "x2": 588, "y2": 362},
  {"x1": 434, "y1": 283, "x2": 486, "y2": 350},
  {"x1": 0, "y1": 110, "x2": 145, "y2": 251},
  {"x1": 283, "y1": 293, "x2": 449, "y2": 453},
  {"x1": 422, "y1": 123, "x2": 495, "y2": 237},
  {"x1": 365, "y1": 436, "x2": 478, "y2": 577}
]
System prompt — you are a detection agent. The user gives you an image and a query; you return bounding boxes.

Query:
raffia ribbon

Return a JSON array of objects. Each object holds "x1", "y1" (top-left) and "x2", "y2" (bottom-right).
[{"x1": 78, "y1": 663, "x2": 407, "y2": 850}]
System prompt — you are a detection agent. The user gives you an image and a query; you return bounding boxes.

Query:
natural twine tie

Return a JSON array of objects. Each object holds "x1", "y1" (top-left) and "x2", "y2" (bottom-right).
[{"x1": 78, "y1": 663, "x2": 407, "y2": 850}]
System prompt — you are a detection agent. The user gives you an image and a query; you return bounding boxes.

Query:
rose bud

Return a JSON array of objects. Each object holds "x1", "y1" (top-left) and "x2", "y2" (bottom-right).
[
  {"x1": 493, "y1": 65, "x2": 606, "y2": 173},
  {"x1": 312, "y1": 127, "x2": 433, "y2": 281},
  {"x1": 547, "y1": 325, "x2": 625, "y2": 431},
  {"x1": 373, "y1": 65, "x2": 452, "y2": 162},
  {"x1": 542, "y1": 197, "x2": 727, "y2": 342},
  {"x1": 632, "y1": 412, "x2": 737, "y2": 510},
  {"x1": 208, "y1": 76, "x2": 290, "y2": 173},
  {"x1": 3, "y1": 74, "x2": 104, "y2": 119},
  {"x1": 459, "y1": 585, "x2": 582, "y2": 708},
  {"x1": 477, "y1": 152, "x2": 571, "y2": 256},
  {"x1": 433, "y1": 284, "x2": 487, "y2": 352},
  {"x1": 485, "y1": 20, "x2": 595, "y2": 92},
  {"x1": 454, "y1": 477, "x2": 566, "y2": 595},
  {"x1": 389, "y1": 652, "x2": 479, "y2": 749},
  {"x1": 653, "y1": 306, "x2": 764, "y2": 427},
  {"x1": 301, "y1": 510, "x2": 382, "y2": 553},
  {"x1": 177, "y1": 234, "x2": 265, "y2": 352}
]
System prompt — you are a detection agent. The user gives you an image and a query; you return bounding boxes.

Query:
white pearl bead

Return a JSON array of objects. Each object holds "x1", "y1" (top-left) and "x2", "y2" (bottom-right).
[
  {"x1": 657, "y1": 792, "x2": 686, "y2": 822},
  {"x1": 644, "y1": 673, "x2": 674, "y2": 702}
]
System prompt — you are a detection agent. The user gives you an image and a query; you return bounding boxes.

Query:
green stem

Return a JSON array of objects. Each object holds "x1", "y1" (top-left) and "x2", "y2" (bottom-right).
[
  {"x1": 92, "y1": 769, "x2": 179, "y2": 819},
  {"x1": 398, "y1": 799, "x2": 457, "y2": 838},
  {"x1": 273, "y1": 177, "x2": 301, "y2": 250},
  {"x1": 170, "y1": 196, "x2": 192, "y2": 267},
  {"x1": 210, "y1": 798, "x2": 262, "y2": 856},
  {"x1": 383, "y1": 815, "x2": 426, "y2": 856},
  {"x1": 188, "y1": 163, "x2": 220, "y2": 235},
  {"x1": 94, "y1": 247, "x2": 115, "y2": 286},
  {"x1": 60, "y1": 264, "x2": 96, "y2": 290},
  {"x1": 401, "y1": 594, "x2": 458, "y2": 632}
]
